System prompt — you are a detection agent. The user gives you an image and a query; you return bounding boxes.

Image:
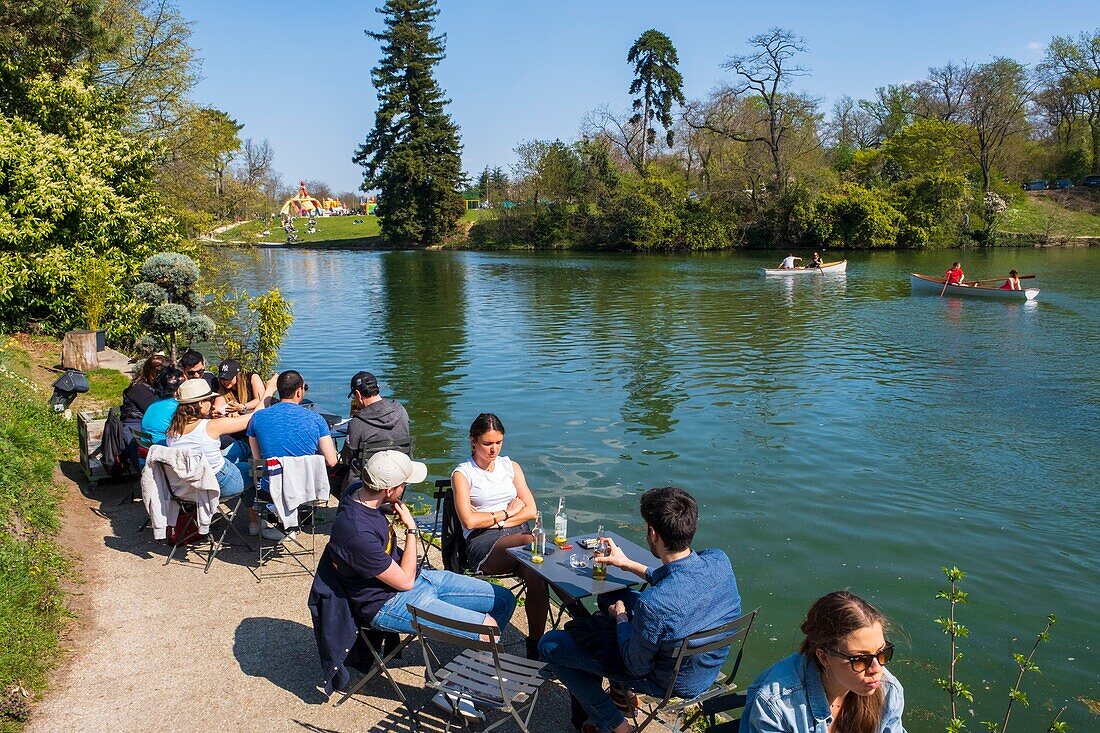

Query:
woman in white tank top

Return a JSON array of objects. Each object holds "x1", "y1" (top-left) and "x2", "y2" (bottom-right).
[
  {"x1": 166, "y1": 377, "x2": 276, "y2": 497},
  {"x1": 451, "y1": 413, "x2": 549, "y2": 658}
]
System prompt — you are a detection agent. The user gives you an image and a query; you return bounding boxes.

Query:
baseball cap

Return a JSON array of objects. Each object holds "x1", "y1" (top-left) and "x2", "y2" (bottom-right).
[
  {"x1": 218, "y1": 359, "x2": 240, "y2": 380},
  {"x1": 366, "y1": 450, "x2": 428, "y2": 490},
  {"x1": 348, "y1": 370, "x2": 379, "y2": 397}
]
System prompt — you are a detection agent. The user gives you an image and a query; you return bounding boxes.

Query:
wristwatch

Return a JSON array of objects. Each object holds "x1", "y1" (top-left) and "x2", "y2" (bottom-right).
[{"x1": 405, "y1": 527, "x2": 420, "y2": 537}]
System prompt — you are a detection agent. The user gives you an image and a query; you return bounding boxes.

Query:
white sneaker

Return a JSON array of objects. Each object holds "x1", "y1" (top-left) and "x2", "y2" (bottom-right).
[{"x1": 431, "y1": 690, "x2": 485, "y2": 723}]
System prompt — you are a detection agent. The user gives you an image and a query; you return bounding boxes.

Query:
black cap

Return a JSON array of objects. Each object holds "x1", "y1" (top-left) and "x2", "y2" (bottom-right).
[
  {"x1": 348, "y1": 371, "x2": 379, "y2": 397},
  {"x1": 218, "y1": 358, "x2": 240, "y2": 380}
]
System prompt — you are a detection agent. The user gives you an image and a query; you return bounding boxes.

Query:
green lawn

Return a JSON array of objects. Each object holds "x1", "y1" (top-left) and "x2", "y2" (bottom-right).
[
  {"x1": 1001, "y1": 194, "x2": 1100, "y2": 237},
  {"x1": 214, "y1": 210, "x2": 490, "y2": 247}
]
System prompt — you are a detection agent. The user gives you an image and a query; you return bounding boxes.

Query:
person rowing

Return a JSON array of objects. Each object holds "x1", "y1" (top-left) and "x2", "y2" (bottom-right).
[
  {"x1": 809, "y1": 252, "x2": 824, "y2": 268},
  {"x1": 943, "y1": 261, "x2": 965, "y2": 286},
  {"x1": 778, "y1": 254, "x2": 802, "y2": 270}
]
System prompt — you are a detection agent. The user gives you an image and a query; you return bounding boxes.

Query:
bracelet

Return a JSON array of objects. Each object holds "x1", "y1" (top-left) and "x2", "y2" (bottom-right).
[{"x1": 503, "y1": 509, "x2": 510, "y2": 520}]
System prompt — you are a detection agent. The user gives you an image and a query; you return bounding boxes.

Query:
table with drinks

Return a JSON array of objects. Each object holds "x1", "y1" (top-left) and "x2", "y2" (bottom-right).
[{"x1": 506, "y1": 500, "x2": 655, "y2": 617}]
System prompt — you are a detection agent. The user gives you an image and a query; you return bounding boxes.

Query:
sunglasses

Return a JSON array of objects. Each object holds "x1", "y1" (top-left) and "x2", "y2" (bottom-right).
[
  {"x1": 185, "y1": 368, "x2": 205, "y2": 377},
  {"x1": 824, "y1": 642, "x2": 894, "y2": 672}
]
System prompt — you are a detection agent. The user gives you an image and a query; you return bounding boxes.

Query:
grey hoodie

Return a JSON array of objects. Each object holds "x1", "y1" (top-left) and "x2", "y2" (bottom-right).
[{"x1": 341, "y1": 398, "x2": 412, "y2": 465}]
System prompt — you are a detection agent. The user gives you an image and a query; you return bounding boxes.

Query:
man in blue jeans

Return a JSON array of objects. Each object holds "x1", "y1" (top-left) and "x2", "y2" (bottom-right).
[
  {"x1": 326, "y1": 450, "x2": 515, "y2": 640},
  {"x1": 539, "y1": 486, "x2": 742, "y2": 733}
]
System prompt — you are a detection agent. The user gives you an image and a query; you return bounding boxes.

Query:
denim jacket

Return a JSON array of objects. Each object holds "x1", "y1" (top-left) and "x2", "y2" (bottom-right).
[
  {"x1": 742, "y1": 652, "x2": 906, "y2": 733},
  {"x1": 615, "y1": 548, "x2": 741, "y2": 697}
]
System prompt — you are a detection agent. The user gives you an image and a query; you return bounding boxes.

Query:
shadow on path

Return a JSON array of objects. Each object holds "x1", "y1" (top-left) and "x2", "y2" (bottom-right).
[{"x1": 234, "y1": 617, "x2": 328, "y2": 704}]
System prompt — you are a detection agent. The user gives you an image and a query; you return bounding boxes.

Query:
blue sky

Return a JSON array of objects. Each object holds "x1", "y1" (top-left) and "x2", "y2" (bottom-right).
[{"x1": 187, "y1": 1, "x2": 1097, "y2": 195}]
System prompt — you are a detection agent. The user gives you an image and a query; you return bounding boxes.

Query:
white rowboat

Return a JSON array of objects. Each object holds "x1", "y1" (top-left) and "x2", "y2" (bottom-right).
[
  {"x1": 909, "y1": 273, "x2": 1039, "y2": 301},
  {"x1": 759, "y1": 260, "x2": 847, "y2": 276}
]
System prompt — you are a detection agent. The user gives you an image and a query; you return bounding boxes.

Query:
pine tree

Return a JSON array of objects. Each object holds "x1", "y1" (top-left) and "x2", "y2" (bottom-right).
[
  {"x1": 354, "y1": 0, "x2": 464, "y2": 245},
  {"x1": 628, "y1": 29, "x2": 685, "y2": 171}
]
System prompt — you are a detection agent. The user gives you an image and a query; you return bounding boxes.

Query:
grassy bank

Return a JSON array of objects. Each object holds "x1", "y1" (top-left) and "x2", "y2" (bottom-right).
[
  {"x1": 214, "y1": 210, "x2": 490, "y2": 247},
  {"x1": 0, "y1": 338, "x2": 73, "y2": 730},
  {"x1": 1001, "y1": 191, "x2": 1100, "y2": 238}
]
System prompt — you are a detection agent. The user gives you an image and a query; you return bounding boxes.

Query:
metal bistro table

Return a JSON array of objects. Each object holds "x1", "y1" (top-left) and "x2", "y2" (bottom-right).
[{"x1": 507, "y1": 531, "x2": 655, "y2": 623}]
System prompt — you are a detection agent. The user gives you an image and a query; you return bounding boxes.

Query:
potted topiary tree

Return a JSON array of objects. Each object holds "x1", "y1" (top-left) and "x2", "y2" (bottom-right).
[
  {"x1": 74, "y1": 257, "x2": 114, "y2": 351},
  {"x1": 133, "y1": 252, "x2": 215, "y2": 362}
]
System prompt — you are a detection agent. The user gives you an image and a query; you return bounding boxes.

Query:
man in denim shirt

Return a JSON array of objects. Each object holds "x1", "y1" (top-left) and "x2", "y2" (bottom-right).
[{"x1": 539, "y1": 487, "x2": 742, "y2": 733}]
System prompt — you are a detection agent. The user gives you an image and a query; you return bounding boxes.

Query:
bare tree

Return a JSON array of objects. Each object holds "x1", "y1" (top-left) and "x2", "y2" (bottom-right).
[
  {"x1": 957, "y1": 59, "x2": 1035, "y2": 191},
  {"x1": 825, "y1": 95, "x2": 879, "y2": 151},
  {"x1": 686, "y1": 28, "x2": 821, "y2": 191},
  {"x1": 581, "y1": 105, "x2": 647, "y2": 175},
  {"x1": 913, "y1": 61, "x2": 974, "y2": 122},
  {"x1": 240, "y1": 138, "x2": 274, "y2": 187},
  {"x1": 1043, "y1": 30, "x2": 1100, "y2": 173}
]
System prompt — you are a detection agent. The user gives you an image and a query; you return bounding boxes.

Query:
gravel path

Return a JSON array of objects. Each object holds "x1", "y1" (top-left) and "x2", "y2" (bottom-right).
[{"x1": 28, "y1": 472, "x2": 577, "y2": 733}]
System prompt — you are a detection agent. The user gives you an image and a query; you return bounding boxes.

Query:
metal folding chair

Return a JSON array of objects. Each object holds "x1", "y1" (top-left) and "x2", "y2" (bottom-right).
[
  {"x1": 161, "y1": 454, "x2": 248, "y2": 573},
  {"x1": 249, "y1": 459, "x2": 319, "y2": 581},
  {"x1": 331, "y1": 627, "x2": 417, "y2": 709},
  {"x1": 410, "y1": 604, "x2": 550, "y2": 733},
  {"x1": 698, "y1": 691, "x2": 747, "y2": 732},
  {"x1": 629, "y1": 608, "x2": 759, "y2": 732}
]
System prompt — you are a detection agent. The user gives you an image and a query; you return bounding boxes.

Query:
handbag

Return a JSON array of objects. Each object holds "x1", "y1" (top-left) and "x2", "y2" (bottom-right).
[{"x1": 166, "y1": 506, "x2": 202, "y2": 545}]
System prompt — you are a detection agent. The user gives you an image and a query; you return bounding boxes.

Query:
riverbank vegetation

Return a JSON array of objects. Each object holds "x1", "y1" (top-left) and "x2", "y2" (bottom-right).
[
  {"x1": 0, "y1": 338, "x2": 73, "y2": 728},
  {"x1": 467, "y1": 27, "x2": 1100, "y2": 251}
]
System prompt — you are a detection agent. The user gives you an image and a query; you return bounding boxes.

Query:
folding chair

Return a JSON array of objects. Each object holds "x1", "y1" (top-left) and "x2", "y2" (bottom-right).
[
  {"x1": 133, "y1": 429, "x2": 156, "y2": 531},
  {"x1": 331, "y1": 626, "x2": 417, "y2": 709},
  {"x1": 410, "y1": 604, "x2": 550, "y2": 733},
  {"x1": 698, "y1": 691, "x2": 747, "y2": 732},
  {"x1": 161, "y1": 454, "x2": 248, "y2": 573},
  {"x1": 249, "y1": 459, "x2": 320, "y2": 581},
  {"x1": 628, "y1": 608, "x2": 759, "y2": 732}
]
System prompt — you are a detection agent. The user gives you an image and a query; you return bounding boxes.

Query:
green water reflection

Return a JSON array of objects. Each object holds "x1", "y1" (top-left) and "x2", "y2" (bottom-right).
[{"x1": 218, "y1": 246, "x2": 1099, "y2": 731}]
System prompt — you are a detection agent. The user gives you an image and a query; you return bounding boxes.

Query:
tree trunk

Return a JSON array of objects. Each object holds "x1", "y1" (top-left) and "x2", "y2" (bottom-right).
[
  {"x1": 1091, "y1": 122, "x2": 1100, "y2": 175},
  {"x1": 62, "y1": 330, "x2": 100, "y2": 371}
]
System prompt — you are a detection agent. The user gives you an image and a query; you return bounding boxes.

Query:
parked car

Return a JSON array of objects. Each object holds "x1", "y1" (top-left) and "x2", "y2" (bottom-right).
[
  {"x1": 1051, "y1": 179, "x2": 1073, "y2": 189},
  {"x1": 1081, "y1": 175, "x2": 1100, "y2": 188},
  {"x1": 1022, "y1": 179, "x2": 1048, "y2": 190}
]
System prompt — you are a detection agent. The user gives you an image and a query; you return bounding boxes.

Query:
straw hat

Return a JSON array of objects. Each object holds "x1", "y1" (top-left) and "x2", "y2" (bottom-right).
[{"x1": 176, "y1": 378, "x2": 217, "y2": 404}]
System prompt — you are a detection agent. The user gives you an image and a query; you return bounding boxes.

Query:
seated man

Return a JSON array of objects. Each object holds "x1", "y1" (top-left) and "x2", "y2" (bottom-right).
[
  {"x1": 327, "y1": 449, "x2": 515, "y2": 640},
  {"x1": 340, "y1": 370, "x2": 412, "y2": 481},
  {"x1": 539, "y1": 486, "x2": 742, "y2": 733},
  {"x1": 246, "y1": 370, "x2": 339, "y2": 538}
]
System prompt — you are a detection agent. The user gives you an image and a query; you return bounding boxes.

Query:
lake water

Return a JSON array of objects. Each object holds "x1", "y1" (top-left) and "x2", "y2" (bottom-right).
[{"x1": 217, "y1": 246, "x2": 1098, "y2": 731}]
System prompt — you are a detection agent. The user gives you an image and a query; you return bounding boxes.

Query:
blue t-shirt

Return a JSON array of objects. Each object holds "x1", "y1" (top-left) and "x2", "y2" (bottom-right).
[
  {"x1": 246, "y1": 401, "x2": 330, "y2": 486},
  {"x1": 141, "y1": 398, "x2": 178, "y2": 445}
]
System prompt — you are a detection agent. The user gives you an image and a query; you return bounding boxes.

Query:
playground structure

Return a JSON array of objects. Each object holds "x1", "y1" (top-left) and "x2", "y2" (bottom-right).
[{"x1": 280, "y1": 181, "x2": 324, "y2": 217}]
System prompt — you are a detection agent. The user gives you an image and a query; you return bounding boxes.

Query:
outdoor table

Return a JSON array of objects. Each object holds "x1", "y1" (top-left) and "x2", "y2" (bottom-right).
[{"x1": 506, "y1": 530, "x2": 655, "y2": 619}]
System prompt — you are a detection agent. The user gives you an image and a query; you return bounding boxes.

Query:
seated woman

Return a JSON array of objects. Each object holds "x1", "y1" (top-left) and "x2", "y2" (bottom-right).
[
  {"x1": 215, "y1": 358, "x2": 265, "y2": 413},
  {"x1": 742, "y1": 591, "x2": 905, "y2": 733},
  {"x1": 141, "y1": 368, "x2": 185, "y2": 445},
  {"x1": 810, "y1": 252, "x2": 824, "y2": 268},
  {"x1": 451, "y1": 413, "x2": 550, "y2": 659},
  {"x1": 165, "y1": 377, "x2": 277, "y2": 498},
  {"x1": 999, "y1": 269, "x2": 1022, "y2": 291},
  {"x1": 121, "y1": 354, "x2": 171, "y2": 464}
]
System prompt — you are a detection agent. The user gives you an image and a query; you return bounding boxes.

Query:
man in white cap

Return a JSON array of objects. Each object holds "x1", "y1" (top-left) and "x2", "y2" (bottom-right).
[{"x1": 325, "y1": 450, "x2": 516, "y2": 642}]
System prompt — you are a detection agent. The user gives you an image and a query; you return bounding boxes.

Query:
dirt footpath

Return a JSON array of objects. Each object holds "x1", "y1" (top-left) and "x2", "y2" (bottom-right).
[{"x1": 29, "y1": 470, "x2": 574, "y2": 733}]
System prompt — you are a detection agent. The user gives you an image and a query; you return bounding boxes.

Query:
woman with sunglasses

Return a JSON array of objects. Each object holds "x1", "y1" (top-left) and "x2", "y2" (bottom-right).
[{"x1": 742, "y1": 591, "x2": 905, "y2": 733}]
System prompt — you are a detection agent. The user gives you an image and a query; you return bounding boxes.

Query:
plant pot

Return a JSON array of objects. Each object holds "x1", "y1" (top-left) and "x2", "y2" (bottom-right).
[{"x1": 95, "y1": 330, "x2": 106, "y2": 352}]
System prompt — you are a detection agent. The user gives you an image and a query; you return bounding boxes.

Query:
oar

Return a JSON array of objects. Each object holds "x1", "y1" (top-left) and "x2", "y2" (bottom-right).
[
  {"x1": 969, "y1": 274, "x2": 1037, "y2": 284},
  {"x1": 940, "y1": 276, "x2": 951, "y2": 297}
]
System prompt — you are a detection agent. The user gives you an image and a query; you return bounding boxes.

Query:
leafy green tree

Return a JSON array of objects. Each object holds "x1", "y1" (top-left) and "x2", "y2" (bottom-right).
[
  {"x1": 627, "y1": 29, "x2": 685, "y2": 170},
  {"x1": 354, "y1": 0, "x2": 464, "y2": 245},
  {"x1": 208, "y1": 287, "x2": 293, "y2": 376},
  {"x1": 0, "y1": 68, "x2": 181, "y2": 343},
  {"x1": 811, "y1": 183, "x2": 904, "y2": 249}
]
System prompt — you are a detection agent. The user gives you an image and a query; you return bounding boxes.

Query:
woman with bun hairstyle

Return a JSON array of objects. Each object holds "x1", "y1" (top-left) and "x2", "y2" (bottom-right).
[{"x1": 742, "y1": 591, "x2": 906, "y2": 733}]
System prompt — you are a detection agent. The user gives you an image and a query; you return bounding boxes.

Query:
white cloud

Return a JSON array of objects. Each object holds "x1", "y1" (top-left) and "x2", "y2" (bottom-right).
[{"x1": 1025, "y1": 41, "x2": 1043, "y2": 51}]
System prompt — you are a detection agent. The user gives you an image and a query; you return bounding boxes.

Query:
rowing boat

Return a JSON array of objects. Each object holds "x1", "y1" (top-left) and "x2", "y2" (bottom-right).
[
  {"x1": 909, "y1": 273, "x2": 1039, "y2": 301},
  {"x1": 758, "y1": 260, "x2": 847, "y2": 276}
]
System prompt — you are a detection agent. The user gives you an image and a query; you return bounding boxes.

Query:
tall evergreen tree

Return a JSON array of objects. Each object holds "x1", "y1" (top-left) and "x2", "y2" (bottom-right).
[
  {"x1": 628, "y1": 29, "x2": 685, "y2": 170},
  {"x1": 354, "y1": 0, "x2": 463, "y2": 245}
]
